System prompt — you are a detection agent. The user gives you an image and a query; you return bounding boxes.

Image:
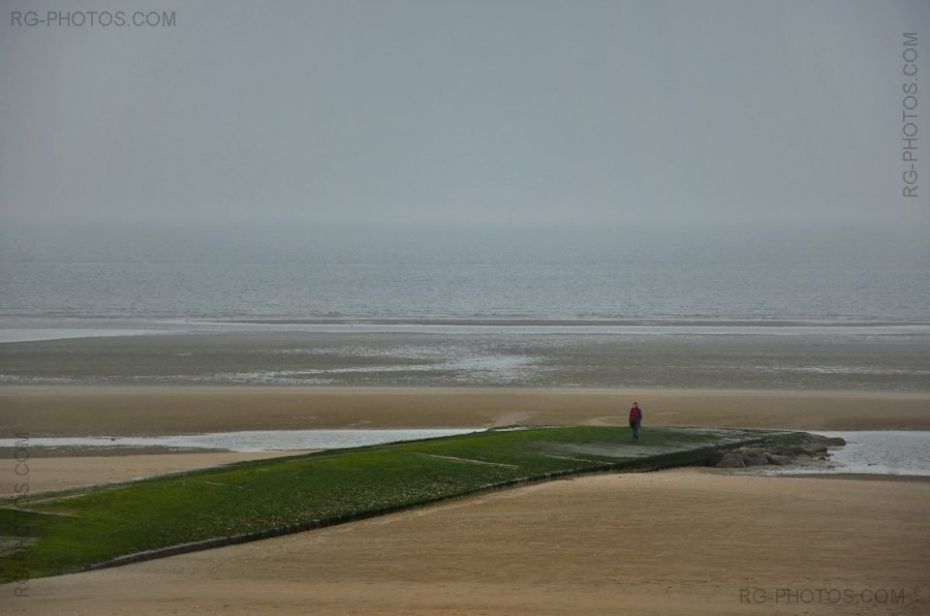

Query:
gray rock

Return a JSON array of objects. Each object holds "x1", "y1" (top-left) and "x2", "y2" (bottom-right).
[
  {"x1": 782, "y1": 445, "x2": 810, "y2": 456},
  {"x1": 743, "y1": 451, "x2": 770, "y2": 466},
  {"x1": 767, "y1": 454, "x2": 791, "y2": 466},
  {"x1": 715, "y1": 452, "x2": 745, "y2": 468}
]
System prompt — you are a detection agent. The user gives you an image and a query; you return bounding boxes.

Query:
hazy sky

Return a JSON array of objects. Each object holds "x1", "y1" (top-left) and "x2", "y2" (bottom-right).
[{"x1": 1, "y1": 0, "x2": 928, "y2": 228}]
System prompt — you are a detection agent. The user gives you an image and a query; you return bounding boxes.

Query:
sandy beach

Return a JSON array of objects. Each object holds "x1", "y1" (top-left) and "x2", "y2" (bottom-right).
[
  {"x1": 4, "y1": 386, "x2": 930, "y2": 438},
  {"x1": 8, "y1": 469, "x2": 928, "y2": 615}
]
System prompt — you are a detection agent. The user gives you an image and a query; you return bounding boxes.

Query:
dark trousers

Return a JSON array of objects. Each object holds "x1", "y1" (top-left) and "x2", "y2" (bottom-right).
[{"x1": 630, "y1": 420, "x2": 640, "y2": 440}]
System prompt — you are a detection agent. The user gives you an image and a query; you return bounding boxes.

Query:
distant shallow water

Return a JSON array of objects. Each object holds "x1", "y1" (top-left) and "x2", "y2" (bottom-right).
[
  {"x1": 813, "y1": 431, "x2": 930, "y2": 477},
  {"x1": 0, "y1": 429, "x2": 482, "y2": 453}
]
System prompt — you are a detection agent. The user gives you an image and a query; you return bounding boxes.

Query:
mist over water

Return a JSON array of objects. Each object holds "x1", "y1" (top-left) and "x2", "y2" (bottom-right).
[{"x1": 1, "y1": 223, "x2": 928, "y2": 324}]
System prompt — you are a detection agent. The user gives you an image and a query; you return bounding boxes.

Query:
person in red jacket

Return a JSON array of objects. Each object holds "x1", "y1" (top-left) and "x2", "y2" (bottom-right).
[{"x1": 629, "y1": 402, "x2": 643, "y2": 441}]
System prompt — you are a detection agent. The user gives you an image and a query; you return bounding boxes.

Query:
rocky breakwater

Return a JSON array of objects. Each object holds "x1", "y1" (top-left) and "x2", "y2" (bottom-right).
[{"x1": 707, "y1": 433, "x2": 846, "y2": 469}]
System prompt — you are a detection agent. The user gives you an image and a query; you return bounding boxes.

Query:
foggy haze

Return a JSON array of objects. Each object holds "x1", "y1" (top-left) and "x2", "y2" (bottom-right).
[{"x1": 1, "y1": 0, "x2": 928, "y2": 230}]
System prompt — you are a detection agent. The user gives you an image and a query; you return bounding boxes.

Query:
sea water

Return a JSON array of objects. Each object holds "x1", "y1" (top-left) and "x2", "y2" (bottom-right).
[
  {"x1": 2, "y1": 224, "x2": 928, "y2": 325},
  {"x1": 1, "y1": 223, "x2": 928, "y2": 388}
]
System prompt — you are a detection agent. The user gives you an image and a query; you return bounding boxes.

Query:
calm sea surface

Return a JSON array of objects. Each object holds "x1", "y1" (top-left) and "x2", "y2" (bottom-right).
[
  {"x1": 1, "y1": 224, "x2": 928, "y2": 389},
  {"x1": 1, "y1": 224, "x2": 928, "y2": 324}
]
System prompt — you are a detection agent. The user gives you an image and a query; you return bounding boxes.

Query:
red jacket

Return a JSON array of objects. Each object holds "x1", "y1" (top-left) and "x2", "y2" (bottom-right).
[{"x1": 629, "y1": 405, "x2": 642, "y2": 423}]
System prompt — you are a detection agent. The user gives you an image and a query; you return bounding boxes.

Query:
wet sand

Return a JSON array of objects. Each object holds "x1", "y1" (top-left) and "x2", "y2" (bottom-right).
[
  {"x1": 3, "y1": 329, "x2": 928, "y2": 390},
  {"x1": 9, "y1": 470, "x2": 929, "y2": 615},
  {"x1": 2, "y1": 386, "x2": 929, "y2": 437}
]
